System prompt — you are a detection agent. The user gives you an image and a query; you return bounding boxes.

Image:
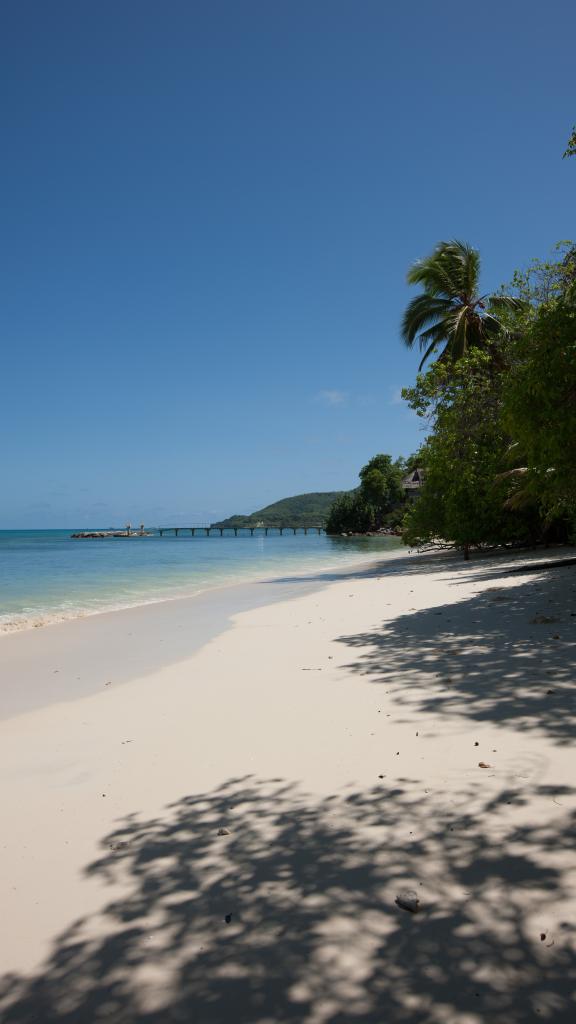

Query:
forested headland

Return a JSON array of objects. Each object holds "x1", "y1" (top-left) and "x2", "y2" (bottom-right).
[{"x1": 213, "y1": 492, "x2": 347, "y2": 529}]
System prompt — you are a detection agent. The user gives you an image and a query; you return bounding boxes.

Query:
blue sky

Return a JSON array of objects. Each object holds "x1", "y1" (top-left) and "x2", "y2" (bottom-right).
[{"x1": 1, "y1": 0, "x2": 574, "y2": 526}]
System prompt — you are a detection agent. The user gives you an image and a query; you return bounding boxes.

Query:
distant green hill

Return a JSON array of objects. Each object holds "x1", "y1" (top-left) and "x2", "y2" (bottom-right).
[{"x1": 212, "y1": 491, "x2": 347, "y2": 529}]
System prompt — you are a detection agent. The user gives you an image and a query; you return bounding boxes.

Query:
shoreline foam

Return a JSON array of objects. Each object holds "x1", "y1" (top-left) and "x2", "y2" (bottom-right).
[{"x1": 0, "y1": 539, "x2": 404, "y2": 637}]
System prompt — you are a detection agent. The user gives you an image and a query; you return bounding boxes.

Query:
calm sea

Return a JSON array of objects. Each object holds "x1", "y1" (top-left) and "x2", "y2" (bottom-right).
[{"x1": 0, "y1": 529, "x2": 402, "y2": 633}]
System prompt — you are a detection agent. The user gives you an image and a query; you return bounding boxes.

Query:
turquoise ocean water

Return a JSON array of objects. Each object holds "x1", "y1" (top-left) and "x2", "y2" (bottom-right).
[{"x1": 0, "y1": 529, "x2": 402, "y2": 633}]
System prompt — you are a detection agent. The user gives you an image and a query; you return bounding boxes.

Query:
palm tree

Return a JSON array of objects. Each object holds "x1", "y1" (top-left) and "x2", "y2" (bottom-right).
[{"x1": 401, "y1": 240, "x2": 523, "y2": 370}]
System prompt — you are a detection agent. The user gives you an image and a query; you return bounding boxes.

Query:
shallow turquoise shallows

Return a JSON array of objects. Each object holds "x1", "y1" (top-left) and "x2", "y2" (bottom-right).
[{"x1": 0, "y1": 529, "x2": 402, "y2": 632}]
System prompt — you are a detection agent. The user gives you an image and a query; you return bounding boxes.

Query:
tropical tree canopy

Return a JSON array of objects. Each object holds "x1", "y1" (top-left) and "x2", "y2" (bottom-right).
[
  {"x1": 358, "y1": 454, "x2": 404, "y2": 507},
  {"x1": 503, "y1": 296, "x2": 576, "y2": 518},
  {"x1": 401, "y1": 240, "x2": 523, "y2": 369},
  {"x1": 326, "y1": 453, "x2": 405, "y2": 534},
  {"x1": 401, "y1": 351, "x2": 543, "y2": 557}
]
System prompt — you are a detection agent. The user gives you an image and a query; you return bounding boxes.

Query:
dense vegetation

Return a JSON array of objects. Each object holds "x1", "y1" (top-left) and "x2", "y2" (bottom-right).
[
  {"x1": 401, "y1": 236, "x2": 576, "y2": 556},
  {"x1": 401, "y1": 349, "x2": 541, "y2": 557},
  {"x1": 326, "y1": 455, "x2": 405, "y2": 534},
  {"x1": 502, "y1": 250, "x2": 576, "y2": 520},
  {"x1": 213, "y1": 492, "x2": 347, "y2": 529},
  {"x1": 329, "y1": 129, "x2": 576, "y2": 558}
]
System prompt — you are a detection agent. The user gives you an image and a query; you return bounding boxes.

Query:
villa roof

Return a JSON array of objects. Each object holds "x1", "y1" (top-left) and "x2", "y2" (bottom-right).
[{"x1": 402, "y1": 468, "x2": 425, "y2": 490}]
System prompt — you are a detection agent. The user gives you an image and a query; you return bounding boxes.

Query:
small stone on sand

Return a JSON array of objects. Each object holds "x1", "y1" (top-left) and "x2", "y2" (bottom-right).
[{"x1": 395, "y1": 890, "x2": 420, "y2": 913}]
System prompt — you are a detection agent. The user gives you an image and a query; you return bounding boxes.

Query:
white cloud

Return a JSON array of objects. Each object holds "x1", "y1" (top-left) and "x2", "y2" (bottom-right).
[{"x1": 315, "y1": 389, "x2": 348, "y2": 407}]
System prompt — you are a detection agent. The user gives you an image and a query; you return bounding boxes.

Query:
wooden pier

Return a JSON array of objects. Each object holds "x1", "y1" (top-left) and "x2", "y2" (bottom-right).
[
  {"x1": 157, "y1": 525, "x2": 325, "y2": 537},
  {"x1": 71, "y1": 525, "x2": 326, "y2": 540}
]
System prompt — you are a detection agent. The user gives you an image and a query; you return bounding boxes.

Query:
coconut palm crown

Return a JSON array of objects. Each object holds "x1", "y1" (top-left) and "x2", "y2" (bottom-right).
[{"x1": 401, "y1": 240, "x2": 523, "y2": 370}]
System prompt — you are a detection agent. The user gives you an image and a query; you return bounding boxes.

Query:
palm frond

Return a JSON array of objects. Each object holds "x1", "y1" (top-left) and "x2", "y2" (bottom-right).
[
  {"x1": 449, "y1": 305, "x2": 470, "y2": 360},
  {"x1": 401, "y1": 238, "x2": 519, "y2": 367},
  {"x1": 447, "y1": 240, "x2": 480, "y2": 296},
  {"x1": 480, "y1": 313, "x2": 503, "y2": 337},
  {"x1": 407, "y1": 248, "x2": 460, "y2": 297},
  {"x1": 496, "y1": 468, "x2": 537, "y2": 511},
  {"x1": 407, "y1": 240, "x2": 481, "y2": 302},
  {"x1": 488, "y1": 294, "x2": 526, "y2": 313},
  {"x1": 416, "y1": 320, "x2": 452, "y2": 348},
  {"x1": 400, "y1": 295, "x2": 453, "y2": 347},
  {"x1": 418, "y1": 338, "x2": 442, "y2": 371}
]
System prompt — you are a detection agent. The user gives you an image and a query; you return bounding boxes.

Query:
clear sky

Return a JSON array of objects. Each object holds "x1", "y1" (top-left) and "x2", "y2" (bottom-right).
[{"x1": 1, "y1": 0, "x2": 574, "y2": 527}]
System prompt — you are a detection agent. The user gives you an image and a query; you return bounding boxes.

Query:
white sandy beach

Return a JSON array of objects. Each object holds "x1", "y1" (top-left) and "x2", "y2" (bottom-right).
[{"x1": 0, "y1": 548, "x2": 575, "y2": 1023}]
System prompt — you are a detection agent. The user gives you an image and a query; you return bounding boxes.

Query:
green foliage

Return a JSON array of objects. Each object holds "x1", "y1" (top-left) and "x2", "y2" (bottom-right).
[
  {"x1": 503, "y1": 296, "x2": 576, "y2": 520},
  {"x1": 563, "y1": 126, "x2": 576, "y2": 159},
  {"x1": 507, "y1": 243, "x2": 576, "y2": 307},
  {"x1": 325, "y1": 492, "x2": 378, "y2": 534},
  {"x1": 402, "y1": 351, "x2": 538, "y2": 557},
  {"x1": 358, "y1": 454, "x2": 404, "y2": 507},
  {"x1": 213, "y1": 492, "x2": 346, "y2": 529},
  {"x1": 397, "y1": 451, "x2": 421, "y2": 474},
  {"x1": 398, "y1": 233, "x2": 576, "y2": 557},
  {"x1": 401, "y1": 239, "x2": 523, "y2": 370},
  {"x1": 326, "y1": 454, "x2": 405, "y2": 534}
]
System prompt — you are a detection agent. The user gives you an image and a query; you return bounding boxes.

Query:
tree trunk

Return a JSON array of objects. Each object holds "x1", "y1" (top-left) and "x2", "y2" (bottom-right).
[{"x1": 463, "y1": 543, "x2": 470, "y2": 561}]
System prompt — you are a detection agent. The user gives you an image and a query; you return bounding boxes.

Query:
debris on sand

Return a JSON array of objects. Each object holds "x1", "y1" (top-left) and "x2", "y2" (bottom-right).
[{"x1": 395, "y1": 890, "x2": 421, "y2": 913}]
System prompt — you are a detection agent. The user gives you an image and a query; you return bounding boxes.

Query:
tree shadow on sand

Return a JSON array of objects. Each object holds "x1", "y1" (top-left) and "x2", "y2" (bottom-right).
[
  {"x1": 1, "y1": 774, "x2": 575, "y2": 1023},
  {"x1": 337, "y1": 562, "x2": 576, "y2": 746},
  {"x1": 262, "y1": 547, "x2": 456, "y2": 586}
]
